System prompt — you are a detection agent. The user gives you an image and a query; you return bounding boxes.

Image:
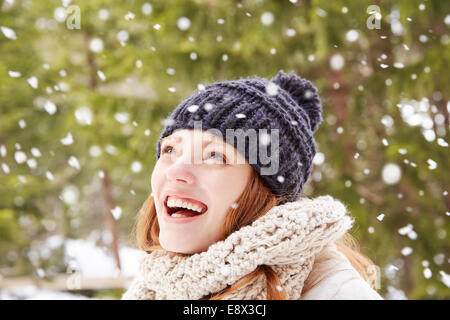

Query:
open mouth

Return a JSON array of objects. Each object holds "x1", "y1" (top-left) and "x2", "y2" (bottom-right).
[{"x1": 164, "y1": 195, "x2": 208, "y2": 218}]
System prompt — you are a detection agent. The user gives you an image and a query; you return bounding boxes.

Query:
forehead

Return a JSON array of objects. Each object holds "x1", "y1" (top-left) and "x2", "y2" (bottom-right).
[{"x1": 162, "y1": 129, "x2": 223, "y2": 143}]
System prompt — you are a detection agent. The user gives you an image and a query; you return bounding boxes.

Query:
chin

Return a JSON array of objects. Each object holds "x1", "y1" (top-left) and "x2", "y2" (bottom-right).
[{"x1": 159, "y1": 236, "x2": 201, "y2": 255}]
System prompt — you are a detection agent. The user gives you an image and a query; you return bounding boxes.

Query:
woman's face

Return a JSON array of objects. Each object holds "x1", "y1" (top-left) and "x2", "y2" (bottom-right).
[{"x1": 151, "y1": 129, "x2": 253, "y2": 254}]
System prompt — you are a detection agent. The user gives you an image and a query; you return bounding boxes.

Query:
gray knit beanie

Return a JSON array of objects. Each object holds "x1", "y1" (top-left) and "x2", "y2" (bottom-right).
[{"x1": 155, "y1": 70, "x2": 323, "y2": 204}]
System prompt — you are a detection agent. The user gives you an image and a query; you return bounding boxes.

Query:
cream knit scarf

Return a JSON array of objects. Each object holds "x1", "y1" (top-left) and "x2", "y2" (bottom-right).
[{"x1": 122, "y1": 195, "x2": 354, "y2": 300}]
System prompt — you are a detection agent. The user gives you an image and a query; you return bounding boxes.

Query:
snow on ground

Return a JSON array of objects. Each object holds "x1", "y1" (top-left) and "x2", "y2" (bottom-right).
[
  {"x1": 62, "y1": 236, "x2": 141, "y2": 278},
  {"x1": 0, "y1": 287, "x2": 94, "y2": 300},
  {"x1": 1, "y1": 236, "x2": 142, "y2": 300}
]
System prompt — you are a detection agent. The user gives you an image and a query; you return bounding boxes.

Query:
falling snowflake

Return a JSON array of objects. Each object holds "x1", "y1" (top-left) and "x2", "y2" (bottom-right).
[
  {"x1": 43, "y1": 100, "x2": 57, "y2": 116},
  {"x1": 285, "y1": 28, "x2": 296, "y2": 37},
  {"x1": 97, "y1": 70, "x2": 106, "y2": 81},
  {"x1": 111, "y1": 206, "x2": 122, "y2": 220},
  {"x1": 1, "y1": 163, "x2": 10, "y2": 174},
  {"x1": 131, "y1": 161, "x2": 142, "y2": 173},
  {"x1": 27, "y1": 76, "x2": 38, "y2": 89},
  {"x1": 398, "y1": 224, "x2": 418, "y2": 240},
  {"x1": 203, "y1": 103, "x2": 214, "y2": 111},
  {"x1": 61, "y1": 132, "x2": 74, "y2": 145},
  {"x1": 1, "y1": 26, "x2": 17, "y2": 40},
  {"x1": 117, "y1": 30, "x2": 129, "y2": 43},
  {"x1": 329, "y1": 53, "x2": 345, "y2": 71},
  {"x1": 89, "y1": 38, "x2": 104, "y2": 53},
  {"x1": 382, "y1": 163, "x2": 401, "y2": 185},
  {"x1": 98, "y1": 8, "x2": 109, "y2": 20},
  {"x1": 27, "y1": 158, "x2": 37, "y2": 169},
  {"x1": 0, "y1": 145, "x2": 6, "y2": 157},
  {"x1": 68, "y1": 156, "x2": 80, "y2": 170},
  {"x1": 8, "y1": 71, "x2": 21, "y2": 78},
  {"x1": 401, "y1": 247, "x2": 413, "y2": 256},
  {"x1": 61, "y1": 185, "x2": 79, "y2": 205},
  {"x1": 440, "y1": 271, "x2": 450, "y2": 288},
  {"x1": 30, "y1": 147, "x2": 41, "y2": 157},
  {"x1": 177, "y1": 17, "x2": 191, "y2": 31},
  {"x1": 187, "y1": 105, "x2": 199, "y2": 113},
  {"x1": 345, "y1": 30, "x2": 359, "y2": 42},
  {"x1": 106, "y1": 145, "x2": 117, "y2": 155},
  {"x1": 14, "y1": 151, "x2": 27, "y2": 164},
  {"x1": 124, "y1": 11, "x2": 135, "y2": 20},
  {"x1": 312, "y1": 152, "x2": 325, "y2": 165},
  {"x1": 75, "y1": 106, "x2": 93, "y2": 125},
  {"x1": 437, "y1": 138, "x2": 448, "y2": 147},
  {"x1": 46, "y1": 171, "x2": 54, "y2": 181},
  {"x1": 261, "y1": 12, "x2": 274, "y2": 26},
  {"x1": 114, "y1": 112, "x2": 130, "y2": 124},
  {"x1": 265, "y1": 82, "x2": 279, "y2": 96},
  {"x1": 142, "y1": 3, "x2": 152, "y2": 15},
  {"x1": 427, "y1": 158, "x2": 437, "y2": 170},
  {"x1": 161, "y1": 118, "x2": 175, "y2": 126},
  {"x1": 315, "y1": 8, "x2": 327, "y2": 17}
]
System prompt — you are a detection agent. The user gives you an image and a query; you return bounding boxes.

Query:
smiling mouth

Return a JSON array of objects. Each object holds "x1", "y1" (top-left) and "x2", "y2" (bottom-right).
[{"x1": 164, "y1": 195, "x2": 208, "y2": 218}]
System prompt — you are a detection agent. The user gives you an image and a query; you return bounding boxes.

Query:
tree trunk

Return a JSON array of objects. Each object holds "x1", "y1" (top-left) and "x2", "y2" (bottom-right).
[
  {"x1": 101, "y1": 169, "x2": 121, "y2": 271},
  {"x1": 84, "y1": 33, "x2": 121, "y2": 271}
]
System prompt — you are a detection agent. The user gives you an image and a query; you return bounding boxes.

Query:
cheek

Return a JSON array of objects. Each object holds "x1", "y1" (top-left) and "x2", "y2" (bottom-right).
[
  {"x1": 206, "y1": 169, "x2": 249, "y2": 204},
  {"x1": 151, "y1": 161, "x2": 164, "y2": 197}
]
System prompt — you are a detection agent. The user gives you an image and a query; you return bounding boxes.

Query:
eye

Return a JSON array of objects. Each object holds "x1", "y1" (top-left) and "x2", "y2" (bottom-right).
[
  {"x1": 162, "y1": 144, "x2": 174, "y2": 154},
  {"x1": 207, "y1": 151, "x2": 227, "y2": 164}
]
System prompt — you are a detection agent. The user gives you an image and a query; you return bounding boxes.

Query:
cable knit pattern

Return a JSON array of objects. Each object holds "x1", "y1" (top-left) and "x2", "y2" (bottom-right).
[{"x1": 122, "y1": 195, "x2": 354, "y2": 300}]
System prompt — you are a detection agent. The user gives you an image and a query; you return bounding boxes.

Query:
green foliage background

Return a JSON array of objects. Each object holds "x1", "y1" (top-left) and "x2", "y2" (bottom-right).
[{"x1": 0, "y1": 0, "x2": 449, "y2": 299}]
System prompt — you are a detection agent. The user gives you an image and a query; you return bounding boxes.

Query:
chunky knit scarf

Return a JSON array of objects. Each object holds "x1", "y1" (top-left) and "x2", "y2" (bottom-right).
[{"x1": 122, "y1": 195, "x2": 354, "y2": 300}]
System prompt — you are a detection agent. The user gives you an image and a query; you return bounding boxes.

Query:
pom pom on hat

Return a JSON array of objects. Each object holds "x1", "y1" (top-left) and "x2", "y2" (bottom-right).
[{"x1": 271, "y1": 70, "x2": 323, "y2": 133}]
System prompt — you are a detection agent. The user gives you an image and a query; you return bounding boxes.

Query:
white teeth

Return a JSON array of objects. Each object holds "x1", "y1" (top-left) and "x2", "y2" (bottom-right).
[
  {"x1": 167, "y1": 196, "x2": 203, "y2": 213},
  {"x1": 171, "y1": 213, "x2": 187, "y2": 218}
]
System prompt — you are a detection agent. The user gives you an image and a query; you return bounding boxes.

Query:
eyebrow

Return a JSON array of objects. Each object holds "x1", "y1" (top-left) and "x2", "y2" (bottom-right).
[{"x1": 162, "y1": 135, "x2": 222, "y2": 147}]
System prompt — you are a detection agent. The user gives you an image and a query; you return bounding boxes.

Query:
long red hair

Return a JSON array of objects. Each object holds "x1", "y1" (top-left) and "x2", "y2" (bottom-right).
[{"x1": 133, "y1": 168, "x2": 379, "y2": 299}]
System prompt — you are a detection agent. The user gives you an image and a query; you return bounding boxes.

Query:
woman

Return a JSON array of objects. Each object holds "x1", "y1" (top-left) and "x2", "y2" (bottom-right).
[{"x1": 122, "y1": 70, "x2": 383, "y2": 300}]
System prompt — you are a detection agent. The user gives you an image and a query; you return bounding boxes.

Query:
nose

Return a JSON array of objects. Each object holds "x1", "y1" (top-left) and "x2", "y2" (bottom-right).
[{"x1": 165, "y1": 149, "x2": 197, "y2": 185}]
